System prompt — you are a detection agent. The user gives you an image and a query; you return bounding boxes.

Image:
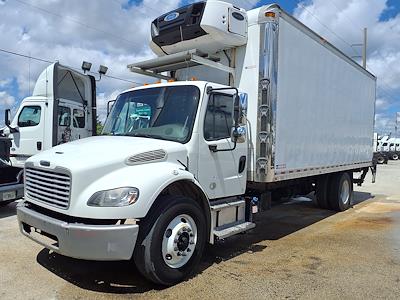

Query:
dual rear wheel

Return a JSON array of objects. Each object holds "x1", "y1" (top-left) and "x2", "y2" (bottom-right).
[{"x1": 315, "y1": 172, "x2": 353, "y2": 211}]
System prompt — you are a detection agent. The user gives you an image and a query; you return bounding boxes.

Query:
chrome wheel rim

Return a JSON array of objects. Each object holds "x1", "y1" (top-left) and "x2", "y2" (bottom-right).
[
  {"x1": 340, "y1": 179, "x2": 350, "y2": 205},
  {"x1": 162, "y1": 214, "x2": 197, "y2": 268}
]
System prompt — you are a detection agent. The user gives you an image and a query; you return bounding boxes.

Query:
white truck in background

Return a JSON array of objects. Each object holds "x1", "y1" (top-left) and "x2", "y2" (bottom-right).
[
  {"x1": 376, "y1": 136, "x2": 399, "y2": 160},
  {"x1": 0, "y1": 63, "x2": 96, "y2": 205},
  {"x1": 17, "y1": 1, "x2": 376, "y2": 285}
]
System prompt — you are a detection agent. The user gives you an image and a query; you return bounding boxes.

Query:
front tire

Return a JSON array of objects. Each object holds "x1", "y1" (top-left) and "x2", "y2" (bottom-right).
[
  {"x1": 133, "y1": 195, "x2": 206, "y2": 286},
  {"x1": 391, "y1": 153, "x2": 399, "y2": 160},
  {"x1": 328, "y1": 172, "x2": 353, "y2": 211}
]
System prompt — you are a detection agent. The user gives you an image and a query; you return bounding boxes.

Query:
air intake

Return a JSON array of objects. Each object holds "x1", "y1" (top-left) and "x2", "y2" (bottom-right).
[{"x1": 126, "y1": 149, "x2": 167, "y2": 165}]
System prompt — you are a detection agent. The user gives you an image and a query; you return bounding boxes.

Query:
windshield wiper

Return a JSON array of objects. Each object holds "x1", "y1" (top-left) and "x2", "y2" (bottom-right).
[{"x1": 127, "y1": 132, "x2": 168, "y2": 140}]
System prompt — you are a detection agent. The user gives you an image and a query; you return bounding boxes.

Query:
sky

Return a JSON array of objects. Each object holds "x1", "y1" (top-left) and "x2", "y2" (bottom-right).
[{"x1": 0, "y1": 0, "x2": 400, "y2": 135}]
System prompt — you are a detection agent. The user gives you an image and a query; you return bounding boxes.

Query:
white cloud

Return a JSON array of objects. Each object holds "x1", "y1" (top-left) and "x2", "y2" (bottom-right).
[
  {"x1": 0, "y1": 0, "x2": 183, "y2": 108},
  {"x1": 375, "y1": 113, "x2": 397, "y2": 135},
  {"x1": 0, "y1": 91, "x2": 15, "y2": 106},
  {"x1": 375, "y1": 98, "x2": 388, "y2": 110},
  {"x1": 0, "y1": 78, "x2": 11, "y2": 87}
]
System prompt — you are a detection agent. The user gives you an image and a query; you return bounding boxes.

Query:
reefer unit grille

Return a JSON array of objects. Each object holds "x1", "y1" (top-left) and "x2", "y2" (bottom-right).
[{"x1": 25, "y1": 167, "x2": 71, "y2": 209}]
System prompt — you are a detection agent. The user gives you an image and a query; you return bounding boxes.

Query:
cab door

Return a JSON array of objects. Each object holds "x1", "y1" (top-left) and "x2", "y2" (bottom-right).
[
  {"x1": 9, "y1": 102, "x2": 46, "y2": 167},
  {"x1": 197, "y1": 90, "x2": 247, "y2": 199},
  {"x1": 56, "y1": 100, "x2": 91, "y2": 144},
  {"x1": 70, "y1": 103, "x2": 90, "y2": 140}
]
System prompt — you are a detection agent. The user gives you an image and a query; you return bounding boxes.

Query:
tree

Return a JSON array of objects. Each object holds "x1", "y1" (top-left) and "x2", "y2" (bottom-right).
[{"x1": 96, "y1": 116, "x2": 104, "y2": 135}]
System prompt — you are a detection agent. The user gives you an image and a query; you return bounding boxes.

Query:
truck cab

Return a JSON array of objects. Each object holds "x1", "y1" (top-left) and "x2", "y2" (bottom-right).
[
  {"x1": 7, "y1": 62, "x2": 96, "y2": 168},
  {"x1": 0, "y1": 62, "x2": 96, "y2": 205}
]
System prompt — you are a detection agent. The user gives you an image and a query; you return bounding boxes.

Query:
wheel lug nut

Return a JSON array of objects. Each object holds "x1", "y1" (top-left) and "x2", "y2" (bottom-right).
[
  {"x1": 187, "y1": 228, "x2": 192, "y2": 232},
  {"x1": 165, "y1": 254, "x2": 172, "y2": 260}
]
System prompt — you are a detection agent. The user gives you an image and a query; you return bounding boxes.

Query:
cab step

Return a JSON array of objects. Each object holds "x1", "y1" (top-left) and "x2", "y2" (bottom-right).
[{"x1": 214, "y1": 222, "x2": 256, "y2": 239}]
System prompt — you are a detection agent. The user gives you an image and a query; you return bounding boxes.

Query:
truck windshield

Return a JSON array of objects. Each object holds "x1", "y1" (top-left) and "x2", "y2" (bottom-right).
[{"x1": 102, "y1": 85, "x2": 200, "y2": 143}]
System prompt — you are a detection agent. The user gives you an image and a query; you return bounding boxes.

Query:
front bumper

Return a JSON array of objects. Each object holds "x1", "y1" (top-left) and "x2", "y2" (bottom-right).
[
  {"x1": 17, "y1": 202, "x2": 139, "y2": 261},
  {"x1": 0, "y1": 183, "x2": 24, "y2": 202}
]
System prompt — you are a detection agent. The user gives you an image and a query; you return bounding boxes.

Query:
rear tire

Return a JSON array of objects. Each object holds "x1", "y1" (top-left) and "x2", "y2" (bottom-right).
[
  {"x1": 315, "y1": 175, "x2": 330, "y2": 209},
  {"x1": 376, "y1": 155, "x2": 385, "y2": 164},
  {"x1": 328, "y1": 172, "x2": 353, "y2": 212},
  {"x1": 133, "y1": 195, "x2": 206, "y2": 286},
  {"x1": 392, "y1": 153, "x2": 399, "y2": 160}
]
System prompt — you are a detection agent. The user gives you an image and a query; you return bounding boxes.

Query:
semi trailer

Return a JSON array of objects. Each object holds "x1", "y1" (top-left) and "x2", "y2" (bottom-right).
[
  {"x1": 0, "y1": 62, "x2": 96, "y2": 205},
  {"x1": 17, "y1": 1, "x2": 376, "y2": 285}
]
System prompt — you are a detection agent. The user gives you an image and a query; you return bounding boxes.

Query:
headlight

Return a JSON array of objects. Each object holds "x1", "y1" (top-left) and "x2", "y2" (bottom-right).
[{"x1": 87, "y1": 187, "x2": 139, "y2": 207}]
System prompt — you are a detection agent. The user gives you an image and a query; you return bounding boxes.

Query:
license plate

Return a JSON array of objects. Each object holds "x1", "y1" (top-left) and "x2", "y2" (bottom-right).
[{"x1": 2, "y1": 191, "x2": 16, "y2": 201}]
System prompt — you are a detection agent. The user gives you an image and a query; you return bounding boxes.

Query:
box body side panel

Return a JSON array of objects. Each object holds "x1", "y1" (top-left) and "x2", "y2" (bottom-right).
[{"x1": 273, "y1": 16, "x2": 376, "y2": 177}]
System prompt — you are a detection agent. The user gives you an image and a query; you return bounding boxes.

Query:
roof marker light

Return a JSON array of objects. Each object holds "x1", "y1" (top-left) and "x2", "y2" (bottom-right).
[{"x1": 265, "y1": 12, "x2": 275, "y2": 18}]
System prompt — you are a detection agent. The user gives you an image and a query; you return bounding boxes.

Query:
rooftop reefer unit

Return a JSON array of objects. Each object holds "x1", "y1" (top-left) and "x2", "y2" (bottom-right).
[{"x1": 150, "y1": 1, "x2": 248, "y2": 56}]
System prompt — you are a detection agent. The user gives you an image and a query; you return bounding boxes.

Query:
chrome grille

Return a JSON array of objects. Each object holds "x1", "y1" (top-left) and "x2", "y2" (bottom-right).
[{"x1": 25, "y1": 167, "x2": 71, "y2": 209}]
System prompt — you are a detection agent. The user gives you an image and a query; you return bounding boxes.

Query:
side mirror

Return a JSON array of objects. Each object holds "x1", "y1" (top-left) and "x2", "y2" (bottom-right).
[
  {"x1": 233, "y1": 94, "x2": 240, "y2": 127},
  {"x1": 231, "y1": 93, "x2": 247, "y2": 144},
  {"x1": 107, "y1": 100, "x2": 116, "y2": 116},
  {"x1": 5, "y1": 109, "x2": 11, "y2": 127},
  {"x1": 231, "y1": 126, "x2": 246, "y2": 143}
]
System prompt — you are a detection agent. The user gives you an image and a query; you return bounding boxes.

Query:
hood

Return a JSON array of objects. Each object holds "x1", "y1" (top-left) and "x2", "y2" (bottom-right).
[{"x1": 27, "y1": 136, "x2": 188, "y2": 173}]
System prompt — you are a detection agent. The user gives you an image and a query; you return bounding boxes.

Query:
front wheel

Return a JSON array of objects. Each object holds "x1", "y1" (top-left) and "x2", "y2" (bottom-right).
[
  {"x1": 392, "y1": 153, "x2": 399, "y2": 160},
  {"x1": 133, "y1": 195, "x2": 206, "y2": 286}
]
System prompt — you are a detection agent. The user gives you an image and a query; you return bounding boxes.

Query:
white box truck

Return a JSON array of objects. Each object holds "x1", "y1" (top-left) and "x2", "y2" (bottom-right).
[
  {"x1": 17, "y1": 1, "x2": 376, "y2": 285},
  {"x1": 0, "y1": 62, "x2": 96, "y2": 205}
]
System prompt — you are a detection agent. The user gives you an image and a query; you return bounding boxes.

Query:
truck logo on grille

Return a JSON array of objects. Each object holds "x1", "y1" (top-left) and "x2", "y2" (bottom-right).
[
  {"x1": 164, "y1": 12, "x2": 179, "y2": 22},
  {"x1": 40, "y1": 160, "x2": 50, "y2": 167}
]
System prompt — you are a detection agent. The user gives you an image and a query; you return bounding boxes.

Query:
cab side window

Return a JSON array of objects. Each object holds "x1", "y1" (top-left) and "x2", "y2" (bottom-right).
[
  {"x1": 58, "y1": 106, "x2": 71, "y2": 126},
  {"x1": 204, "y1": 93, "x2": 233, "y2": 141},
  {"x1": 18, "y1": 106, "x2": 41, "y2": 127},
  {"x1": 73, "y1": 109, "x2": 85, "y2": 128}
]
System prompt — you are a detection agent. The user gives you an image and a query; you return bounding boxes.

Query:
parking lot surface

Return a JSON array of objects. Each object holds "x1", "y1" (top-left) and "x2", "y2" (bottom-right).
[{"x1": 1, "y1": 162, "x2": 400, "y2": 299}]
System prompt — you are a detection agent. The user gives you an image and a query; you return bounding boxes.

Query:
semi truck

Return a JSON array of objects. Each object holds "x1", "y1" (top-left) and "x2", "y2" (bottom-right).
[
  {"x1": 0, "y1": 62, "x2": 96, "y2": 205},
  {"x1": 373, "y1": 134, "x2": 389, "y2": 164},
  {"x1": 376, "y1": 136, "x2": 399, "y2": 160},
  {"x1": 17, "y1": 1, "x2": 376, "y2": 285}
]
